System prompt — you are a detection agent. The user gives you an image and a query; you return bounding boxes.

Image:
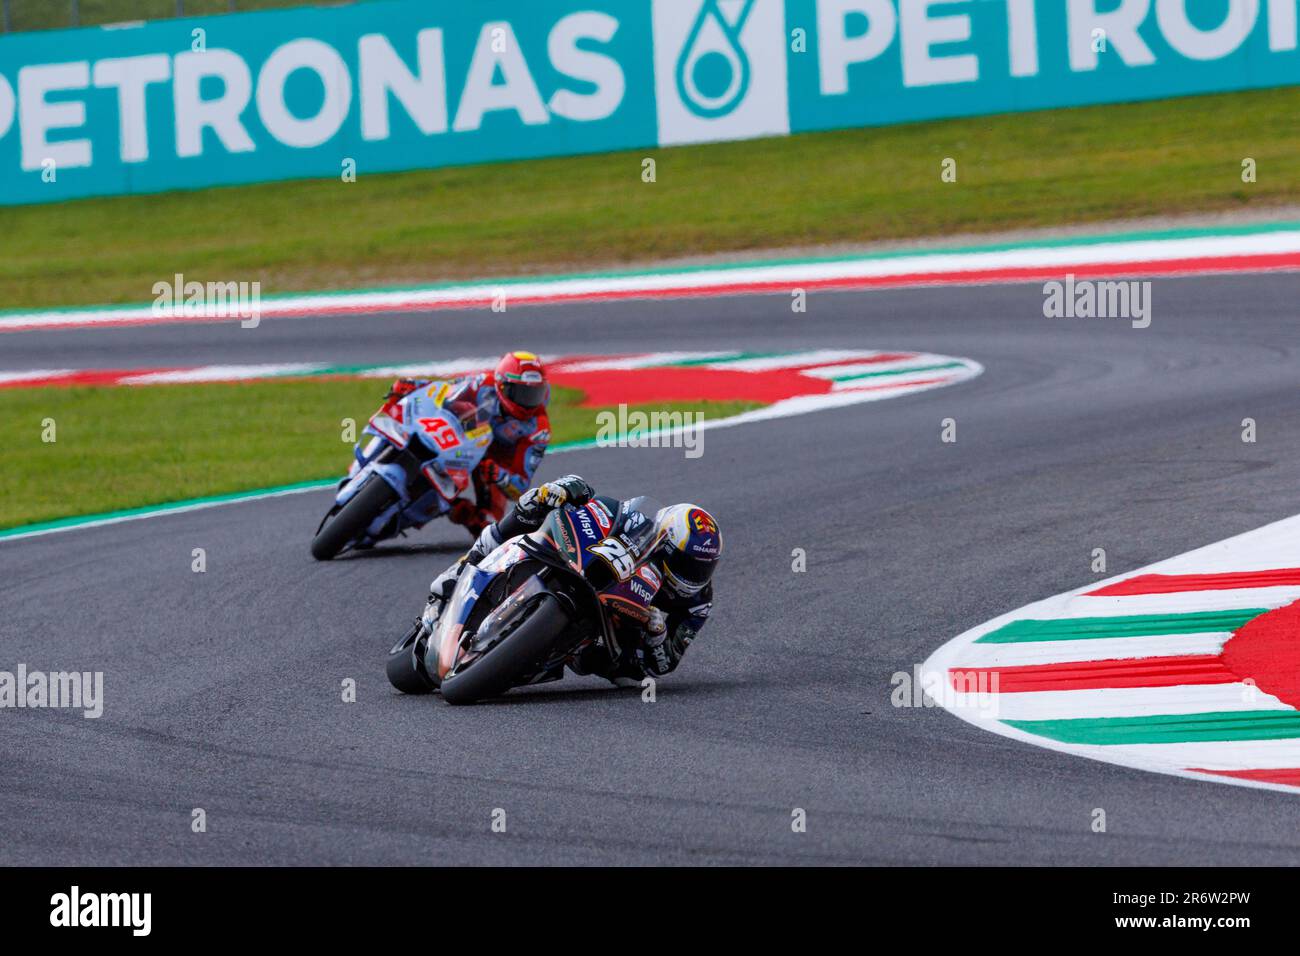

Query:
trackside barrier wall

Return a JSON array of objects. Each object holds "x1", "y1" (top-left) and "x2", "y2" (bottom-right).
[{"x1": 1, "y1": 0, "x2": 1298, "y2": 205}]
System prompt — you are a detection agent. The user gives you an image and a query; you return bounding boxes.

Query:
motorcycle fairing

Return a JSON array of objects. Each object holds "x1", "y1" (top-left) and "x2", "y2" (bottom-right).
[
  {"x1": 434, "y1": 563, "x2": 499, "y2": 680},
  {"x1": 597, "y1": 568, "x2": 658, "y2": 624},
  {"x1": 558, "y1": 503, "x2": 614, "y2": 574},
  {"x1": 335, "y1": 384, "x2": 494, "y2": 536},
  {"x1": 432, "y1": 499, "x2": 668, "y2": 684}
]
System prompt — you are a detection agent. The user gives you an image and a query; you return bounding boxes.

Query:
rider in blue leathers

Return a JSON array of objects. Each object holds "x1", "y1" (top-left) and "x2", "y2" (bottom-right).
[{"x1": 427, "y1": 475, "x2": 721, "y2": 684}]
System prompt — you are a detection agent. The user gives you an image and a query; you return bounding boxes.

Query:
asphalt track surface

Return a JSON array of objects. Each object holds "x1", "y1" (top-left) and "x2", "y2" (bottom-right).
[{"x1": 4, "y1": 274, "x2": 1300, "y2": 865}]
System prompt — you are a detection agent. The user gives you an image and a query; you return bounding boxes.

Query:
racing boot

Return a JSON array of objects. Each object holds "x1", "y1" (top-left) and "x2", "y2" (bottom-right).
[
  {"x1": 425, "y1": 557, "x2": 468, "y2": 624},
  {"x1": 567, "y1": 642, "x2": 644, "y2": 688},
  {"x1": 424, "y1": 522, "x2": 504, "y2": 619}
]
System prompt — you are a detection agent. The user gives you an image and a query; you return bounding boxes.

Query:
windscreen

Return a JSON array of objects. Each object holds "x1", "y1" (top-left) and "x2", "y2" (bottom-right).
[{"x1": 616, "y1": 496, "x2": 666, "y2": 563}]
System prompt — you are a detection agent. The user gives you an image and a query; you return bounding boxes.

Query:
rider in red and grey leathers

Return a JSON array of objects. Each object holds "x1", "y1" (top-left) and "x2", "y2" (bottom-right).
[
  {"x1": 427, "y1": 474, "x2": 721, "y2": 684},
  {"x1": 383, "y1": 351, "x2": 550, "y2": 535}
]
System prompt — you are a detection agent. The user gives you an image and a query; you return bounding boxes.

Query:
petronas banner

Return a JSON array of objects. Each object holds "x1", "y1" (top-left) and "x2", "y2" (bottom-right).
[{"x1": 1, "y1": 0, "x2": 1297, "y2": 205}]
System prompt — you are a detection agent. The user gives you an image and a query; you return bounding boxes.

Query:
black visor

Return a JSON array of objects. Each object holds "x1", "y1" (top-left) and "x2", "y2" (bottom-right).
[
  {"x1": 502, "y1": 380, "x2": 547, "y2": 409},
  {"x1": 666, "y1": 549, "x2": 716, "y2": 589}
]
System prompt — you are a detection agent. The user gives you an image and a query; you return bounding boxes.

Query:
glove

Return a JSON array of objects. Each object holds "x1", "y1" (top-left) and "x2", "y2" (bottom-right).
[
  {"x1": 518, "y1": 475, "x2": 593, "y2": 517},
  {"x1": 385, "y1": 378, "x2": 422, "y2": 401},
  {"x1": 515, "y1": 475, "x2": 593, "y2": 526},
  {"x1": 645, "y1": 607, "x2": 667, "y2": 640},
  {"x1": 640, "y1": 613, "x2": 685, "y2": 676},
  {"x1": 548, "y1": 474, "x2": 594, "y2": 506}
]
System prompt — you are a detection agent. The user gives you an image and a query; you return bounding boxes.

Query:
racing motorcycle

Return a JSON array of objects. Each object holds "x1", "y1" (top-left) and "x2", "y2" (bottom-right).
[
  {"x1": 385, "y1": 495, "x2": 666, "y2": 704},
  {"x1": 311, "y1": 382, "x2": 505, "y2": 560}
]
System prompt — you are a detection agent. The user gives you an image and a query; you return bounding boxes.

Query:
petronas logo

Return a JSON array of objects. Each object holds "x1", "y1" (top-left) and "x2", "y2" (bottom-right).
[{"x1": 674, "y1": 0, "x2": 757, "y2": 118}]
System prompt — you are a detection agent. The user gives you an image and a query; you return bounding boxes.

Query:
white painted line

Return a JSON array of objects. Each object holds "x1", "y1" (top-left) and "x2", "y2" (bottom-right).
[
  {"x1": 951, "y1": 683, "x2": 1291, "y2": 722},
  {"x1": 954, "y1": 632, "x2": 1232, "y2": 667},
  {"x1": 830, "y1": 369, "x2": 967, "y2": 392},
  {"x1": 122, "y1": 363, "x2": 324, "y2": 384},
  {"x1": 553, "y1": 352, "x2": 736, "y2": 372},
  {"x1": 1077, "y1": 588, "x2": 1300, "y2": 616},
  {"x1": 801, "y1": 358, "x2": 933, "y2": 379},
  {"x1": 4, "y1": 228, "x2": 1299, "y2": 332},
  {"x1": 0, "y1": 482, "x2": 337, "y2": 545},
  {"x1": 1085, "y1": 738, "x2": 1300, "y2": 773},
  {"x1": 0, "y1": 369, "x2": 73, "y2": 384},
  {"x1": 702, "y1": 349, "x2": 899, "y2": 372}
]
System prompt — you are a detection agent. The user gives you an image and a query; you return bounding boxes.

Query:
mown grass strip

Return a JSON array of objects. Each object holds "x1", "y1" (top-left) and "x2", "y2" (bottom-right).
[
  {"x1": 0, "y1": 380, "x2": 760, "y2": 529},
  {"x1": 3, "y1": 87, "x2": 1298, "y2": 310}
]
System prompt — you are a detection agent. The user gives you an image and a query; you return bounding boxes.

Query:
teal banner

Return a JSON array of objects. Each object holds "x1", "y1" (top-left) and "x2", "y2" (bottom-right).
[{"x1": 0, "y1": 0, "x2": 1296, "y2": 205}]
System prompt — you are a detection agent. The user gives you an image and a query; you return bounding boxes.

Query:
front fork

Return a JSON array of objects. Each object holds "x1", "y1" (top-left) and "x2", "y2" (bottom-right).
[{"x1": 341, "y1": 442, "x2": 438, "y2": 509}]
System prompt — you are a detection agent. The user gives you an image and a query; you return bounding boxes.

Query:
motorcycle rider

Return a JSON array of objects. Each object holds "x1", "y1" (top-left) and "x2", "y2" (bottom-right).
[
  {"x1": 383, "y1": 351, "x2": 551, "y2": 536},
  {"x1": 427, "y1": 474, "x2": 720, "y2": 685}
]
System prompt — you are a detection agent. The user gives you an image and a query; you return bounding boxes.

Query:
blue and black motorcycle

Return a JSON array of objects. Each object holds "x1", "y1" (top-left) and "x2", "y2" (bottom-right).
[{"x1": 385, "y1": 495, "x2": 666, "y2": 704}]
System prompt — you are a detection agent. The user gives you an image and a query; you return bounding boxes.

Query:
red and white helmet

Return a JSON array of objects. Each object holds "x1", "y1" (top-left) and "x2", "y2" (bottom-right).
[{"x1": 493, "y1": 351, "x2": 548, "y2": 419}]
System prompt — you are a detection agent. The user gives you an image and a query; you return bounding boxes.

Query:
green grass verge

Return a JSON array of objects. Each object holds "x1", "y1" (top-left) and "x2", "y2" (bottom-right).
[
  {"x1": 1, "y1": 86, "x2": 1297, "y2": 310},
  {"x1": 0, "y1": 381, "x2": 761, "y2": 530}
]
